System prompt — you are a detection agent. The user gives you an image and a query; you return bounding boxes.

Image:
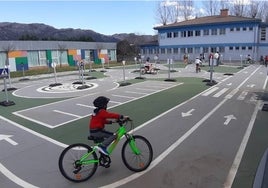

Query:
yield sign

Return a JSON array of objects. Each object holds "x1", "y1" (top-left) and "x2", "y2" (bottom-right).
[{"x1": 0, "y1": 134, "x2": 18, "y2": 145}]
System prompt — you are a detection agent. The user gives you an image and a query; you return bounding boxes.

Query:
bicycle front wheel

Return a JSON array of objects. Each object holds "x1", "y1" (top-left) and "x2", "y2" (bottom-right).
[
  {"x1": 58, "y1": 143, "x2": 98, "y2": 182},
  {"x1": 122, "y1": 135, "x2": 153, "y2": 172}
]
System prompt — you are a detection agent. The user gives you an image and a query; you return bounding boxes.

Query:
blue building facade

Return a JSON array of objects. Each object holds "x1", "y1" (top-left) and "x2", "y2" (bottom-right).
[{"x1": 141, "y1": 9, "x2": 268, "y2": 63}]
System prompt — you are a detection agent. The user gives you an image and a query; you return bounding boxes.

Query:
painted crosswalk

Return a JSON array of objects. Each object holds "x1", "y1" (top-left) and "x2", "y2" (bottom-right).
[{"x1": 202, "y1": 87, "x2": 256, "y2": 102}]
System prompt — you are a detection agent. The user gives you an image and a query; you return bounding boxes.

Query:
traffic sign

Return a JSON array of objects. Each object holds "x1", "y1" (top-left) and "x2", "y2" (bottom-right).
[{"x1": 0, "y1": 68, "x2": 9, "y2": 76}]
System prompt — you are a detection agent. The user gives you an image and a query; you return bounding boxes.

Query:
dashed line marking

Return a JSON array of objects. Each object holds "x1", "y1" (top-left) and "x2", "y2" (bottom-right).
[
  {"x1": 202, "y1": 87, "x2": 219, "y2": 96},
  {"x1": 53, "y1": 110, "x2": 82, "y2": 118},
  {"x1": 213, "y1": 88, "x2": 229, "y2": 98}
]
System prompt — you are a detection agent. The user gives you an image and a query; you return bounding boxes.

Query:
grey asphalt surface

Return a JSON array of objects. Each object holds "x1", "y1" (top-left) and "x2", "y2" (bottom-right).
[{"x1": 0, "y1": 64, "x2": 267, "y2": 188}]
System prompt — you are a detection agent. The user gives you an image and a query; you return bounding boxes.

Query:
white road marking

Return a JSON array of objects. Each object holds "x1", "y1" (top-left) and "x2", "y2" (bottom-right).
[
  {"x1": 202, "y1": 87, "x2": 219, "y2": 96},
  {"x1": 125, "y1": 91, "x2": 148, "y2": 95},
  {"x1": 225, "y1": 88, "x2": 239, "y2": 99},
  {"x1": 53, "y1": 110, "x2": 82, "y2": 118},
  {"x1": 112, "y1": 94, "x2": 136, "y2": 99},
  {"x1": 0, "y1": 134, "x2": 18, "y2": 145},
  {"x1": 0, "y1": 163, "x2": 39, "y2": 188},
  {"x1": 213, "y1": 88, "x2": 229, "y2": 98},
  {"x1": 76, "y1": 103, "x2": 95, "y2": 108},
  {"x1": 237, "y1": 90, "x2": 248, "y2": 100}
]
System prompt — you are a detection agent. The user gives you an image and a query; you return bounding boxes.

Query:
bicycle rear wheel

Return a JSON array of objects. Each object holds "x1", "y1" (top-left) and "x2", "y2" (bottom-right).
[
  {"x1": 58, "y1": 143, "x2": 98, "y2": 182},
  {"x1": 122, "y1": 135, "x2": 153, "y2": 172}
]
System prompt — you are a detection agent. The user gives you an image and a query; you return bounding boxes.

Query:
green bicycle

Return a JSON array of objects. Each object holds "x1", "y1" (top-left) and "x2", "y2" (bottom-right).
[{"x1": 58, "y1": 118, "x2": 153, "y2": 182}]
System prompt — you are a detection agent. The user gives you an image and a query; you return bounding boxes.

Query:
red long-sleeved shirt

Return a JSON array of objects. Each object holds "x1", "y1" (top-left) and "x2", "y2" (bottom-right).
[{"x1": 89, "y1": 109, "x2": 121, "y2": 130}]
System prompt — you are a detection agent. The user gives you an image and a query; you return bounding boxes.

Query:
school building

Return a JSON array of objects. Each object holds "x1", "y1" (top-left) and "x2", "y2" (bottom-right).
[
  {"x1": 140, "y1": 9, "x2": 268, "y2": 63},
  {"x1": 0, "y1": 41, "x2": 117, "y2": 72}
]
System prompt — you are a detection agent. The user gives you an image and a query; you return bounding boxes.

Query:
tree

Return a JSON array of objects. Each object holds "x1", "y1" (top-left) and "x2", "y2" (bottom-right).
[
  {"x1": 58, "y1": 43, "x2": 67, "y2": 68},
  {"x1": 116, "y1": 40, "x2": 137, "y2": 62},
  {"x1": 202, "y1": 0, "x2": 221, "y2": 16},
  {"x1": 155, "y1": 0, "x2": 194, "y2": 26}
]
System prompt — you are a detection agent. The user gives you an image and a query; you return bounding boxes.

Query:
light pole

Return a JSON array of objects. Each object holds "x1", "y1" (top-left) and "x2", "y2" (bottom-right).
[{"x1": 240, "y1": 54, "x2": 243, "y2": 68}]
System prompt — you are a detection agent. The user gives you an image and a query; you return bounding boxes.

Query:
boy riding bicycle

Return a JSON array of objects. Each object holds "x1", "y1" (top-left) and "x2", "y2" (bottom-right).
[{"x1": 89, "y1": 96, "x2": 128, "y2": 155}]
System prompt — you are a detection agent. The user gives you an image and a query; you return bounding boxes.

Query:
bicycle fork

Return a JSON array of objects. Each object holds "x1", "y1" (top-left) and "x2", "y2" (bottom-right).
[{"x1": 126, "y1": 135, "x2": 141, "y2": 155}]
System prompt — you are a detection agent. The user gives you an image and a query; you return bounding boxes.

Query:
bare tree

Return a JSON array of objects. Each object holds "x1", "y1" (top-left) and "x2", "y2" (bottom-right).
[
  {"x1": 202, "y1": 0, "x2": 221, "y2": 16},
  {"x1": 156, "y1": 1, "x2": 171, "y2": 25},
  {"x1": 2, "y1": 43, "x2": 15, "y2": 67},
  {"x1": 58, "y1": 43, "x2": 66, "y2": 68},
  {"x1": 230, "y1": 0, "x2": 246, "y2": 16},
  {"x1": 180, "y1": 0, "x2": 194, "y2": 20}
]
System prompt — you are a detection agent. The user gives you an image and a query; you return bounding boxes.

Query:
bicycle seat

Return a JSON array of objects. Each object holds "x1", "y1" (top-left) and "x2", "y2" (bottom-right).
[{"x1": 88, "y1": 136, "x2": 104, "y2": 143}]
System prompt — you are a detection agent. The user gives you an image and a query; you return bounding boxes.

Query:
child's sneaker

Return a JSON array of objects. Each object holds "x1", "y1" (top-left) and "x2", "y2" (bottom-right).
[{"x1": 97, "y1": 146, "x2": 109, "y2": 155}]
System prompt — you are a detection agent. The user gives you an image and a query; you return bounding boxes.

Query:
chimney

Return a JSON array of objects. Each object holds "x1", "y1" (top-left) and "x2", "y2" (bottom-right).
[{"x1": 220, "y1": 9, "x2": 228, "y2": 17}]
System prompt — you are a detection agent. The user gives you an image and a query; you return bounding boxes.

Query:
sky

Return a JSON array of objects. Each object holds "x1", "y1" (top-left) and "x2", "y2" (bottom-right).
[{"x1": 0, "y1": 1, "x2": 163, "y2": 36}]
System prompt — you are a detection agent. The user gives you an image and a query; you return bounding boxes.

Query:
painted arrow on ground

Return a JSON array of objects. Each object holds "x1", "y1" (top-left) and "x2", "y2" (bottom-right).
[
  {"x1": 224, "y1": 115, "x2": 237, "y2": 125},
  {"x1": 181, "y1": 109, "x2": 195, "y2": 117},
  {"x1": 0, "y1": 134, "x2": 18, "y2": 145}
]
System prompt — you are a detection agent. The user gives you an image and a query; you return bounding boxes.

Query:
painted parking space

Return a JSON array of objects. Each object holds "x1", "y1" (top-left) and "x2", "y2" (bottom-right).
[{"x1": 13, "y1": 80, "x2": 182, "y2": 128}]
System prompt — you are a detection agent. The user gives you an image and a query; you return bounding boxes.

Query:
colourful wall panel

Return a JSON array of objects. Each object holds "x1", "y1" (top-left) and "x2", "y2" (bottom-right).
[
  {"x1": 8, "y1": 50, "x2": 27, "y2": 58},
  {"x1": 15, "y1": 57, "x2": 28, "y2": 71}
]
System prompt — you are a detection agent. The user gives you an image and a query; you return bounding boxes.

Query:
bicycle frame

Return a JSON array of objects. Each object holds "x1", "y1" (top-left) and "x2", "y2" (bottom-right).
[{"x1": 76, "y1": 121, "x2": 141, "y2": 166}]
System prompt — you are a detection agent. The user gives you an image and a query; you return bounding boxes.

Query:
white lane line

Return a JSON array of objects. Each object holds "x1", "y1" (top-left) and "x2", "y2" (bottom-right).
[
  {"x1": 135, "y1": 88, "x2": 157, "y2": 91},
  {"x1": 224, "y1": 100, "x2": 261, "y2": 188},
  {"x1": 53, "y1": 110, "x2": 82, "y2": 118},
  {"x1": 213, "y1": 88, "x2": 229, "y2": 98},
  {"x1": 109, "y1": 100, "x2": 122, "y2": 104},
  {"x1": 112, "y1": 94, "x2": 136, "y2": 99},
  {"x1": 202, "y1": 87, "x2": 219, "y2": 96},
  {"x1": 237, "y1": 90, "x2": 248, "y2": 100},
  {"x1": 76, "y1": 103, "x2": 95, "y2": 108},
  {"x1": 125, "y1": 91, "x2": 148, "y2": 95},
  {"x1": 225, "y1": 88, "x2": 239, "y2": 99},
  {"x1": 0, "y1": 163, "x2": 39, "y2": 188},
  {"x1": 101, "y1": 98, "x2": 228, "y2": 188}
]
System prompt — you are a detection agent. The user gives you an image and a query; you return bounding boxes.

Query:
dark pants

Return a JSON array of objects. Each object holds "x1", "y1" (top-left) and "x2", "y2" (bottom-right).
[{"x1": 90, "y1": 129, "x2": 116, "y2": 147}]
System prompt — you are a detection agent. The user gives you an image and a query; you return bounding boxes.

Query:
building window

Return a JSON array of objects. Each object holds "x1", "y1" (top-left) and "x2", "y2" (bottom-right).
[
  {"x1": 243, "y1": 27, "x2": 247, "y2": 31},
  {"x1": 249, "y1": 27, "x2": 253, "y2": 31},
  {"x1": 219, "y1": 46, "x2": 225, "y2": 53},
  {"x1": 167, "y1": 48, "x2": 172, "y2": 54},
  {"x1": 167, "y1": 32, "x2": 172, "y2": 38},
  {"x1": 180, "y1": 48, "x2": 186, "y2": 54},
  {"x1": 241, "y1": 46, "x2": 246, "y2": 50},
  {"x1": 229, "y1": 47, "x2": 233, "y2": 50},
  {"x1": 195, "y1": 30, "x2": 201, "y2": 36},
  {"x1": 203, "y1": 29, "x2": 209, "y2": 36},
  {"x1": 261, "y1": 27, "x2": 266, "y2": 41},
  {"x1": 211, "y1": 47, "x2": 216, "y2": 53},
  {"x1": 188, "y1": 47, "x2": 193, "y2": 53},
  {"x1": 188, "y1": 30, "x2": 193, "y2": 37},
  {"x1": 235, "y1": 46, "x2": 240, "y2": 50},
  {"x1": 203, "y1": 47, "x2": 209, "y2": 53},
  {"x1": 230, "y1": 28, "x2": 234, "y2": 32},
  {"x1": 211, "y1": 29, "x2": 217, "y2": 35},
  {"x1": 173, "y1": 32, "x2": 178, "y2": 38},
  {"x1": 219, "y1": 28, "x2": 226, "y2": 35},
  {"x1": 195, "y1": 47, "x2": 200, "y2": 54},
  {"x1": 173, "y1": 48, "x2": 178, "y2": 54},
  {"x1": 181, "y1": 31, "x2": 187, "y2": 37},
  {"x1": 236, "y1": 27, "x2": 240, "y2": 31},
  {"x1": 248, "y1": 46, "x2": 252, "y2": 50},
  {"x1": 161, "y1": 48, "x2": 165, "y2": 54},
  {"x1": 160, "y1": 33, "x2": 166, "y2": 39}
]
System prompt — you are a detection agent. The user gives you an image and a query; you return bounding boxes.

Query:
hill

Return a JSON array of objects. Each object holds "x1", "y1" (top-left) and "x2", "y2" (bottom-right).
[{"x1": 0, "y1": 22, "x2": 156, "y2": 44}]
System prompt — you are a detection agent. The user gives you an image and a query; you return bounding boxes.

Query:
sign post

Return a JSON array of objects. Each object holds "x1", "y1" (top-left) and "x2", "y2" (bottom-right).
[{"x1": 0, "y1": 68, "x2": 15, "y2": 106}]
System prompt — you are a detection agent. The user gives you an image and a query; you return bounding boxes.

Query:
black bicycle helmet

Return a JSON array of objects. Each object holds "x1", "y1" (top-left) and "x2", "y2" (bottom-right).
[{"x1": 93, "y1": 96, "x2": 110, "y2": 108}]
